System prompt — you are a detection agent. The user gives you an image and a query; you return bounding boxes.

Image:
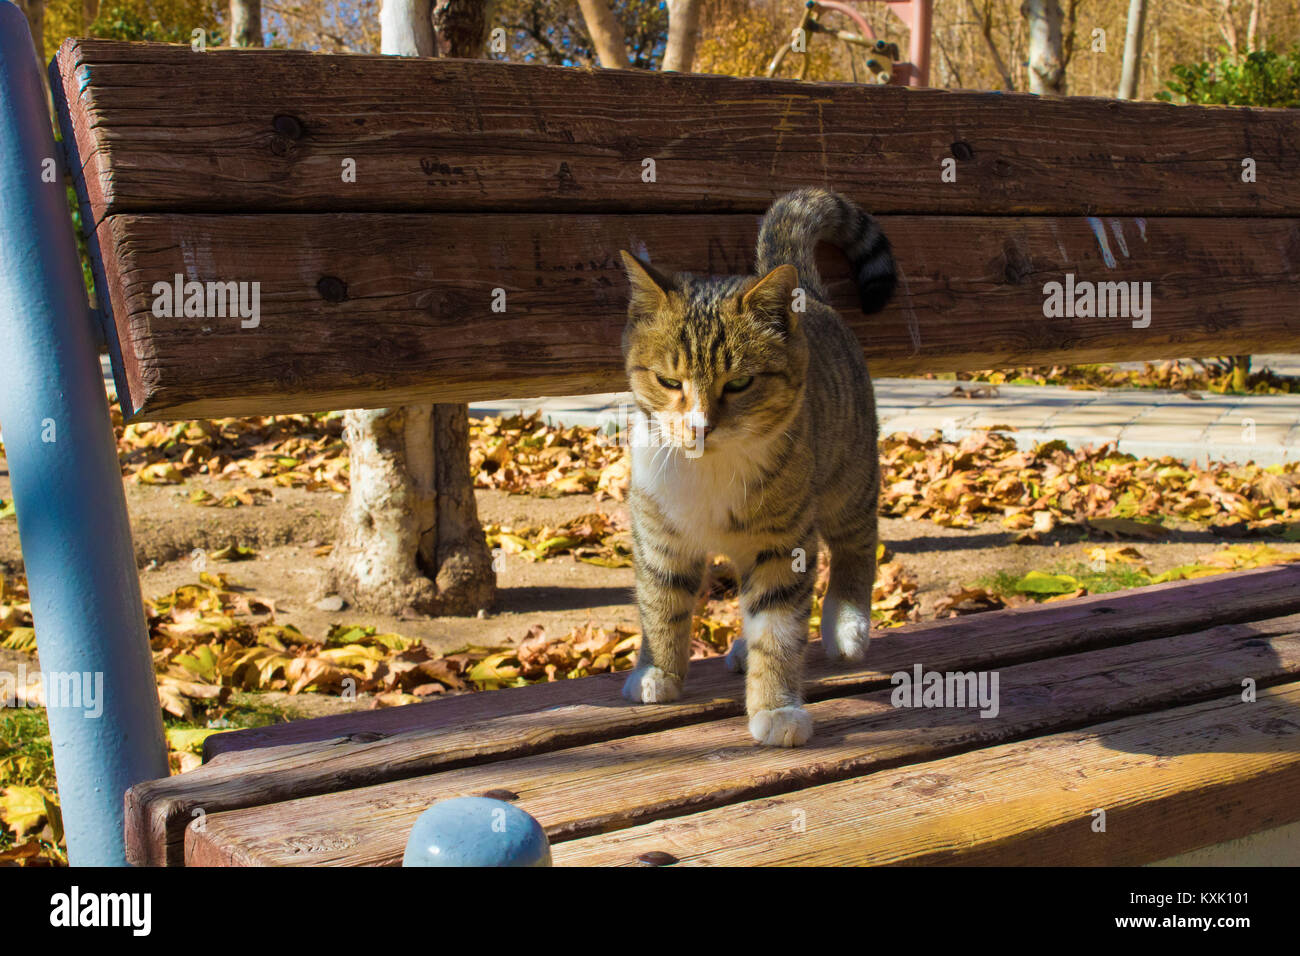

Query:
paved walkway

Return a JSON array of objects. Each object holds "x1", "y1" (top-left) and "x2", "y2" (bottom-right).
[{"x1": 96, "y1": 355, "x2": 1300, "y2": 467}]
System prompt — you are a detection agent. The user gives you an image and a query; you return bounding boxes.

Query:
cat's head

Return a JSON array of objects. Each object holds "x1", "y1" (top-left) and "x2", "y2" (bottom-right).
[{"x1": 619, "y1": 250, "x2": 809, "y2": 456}]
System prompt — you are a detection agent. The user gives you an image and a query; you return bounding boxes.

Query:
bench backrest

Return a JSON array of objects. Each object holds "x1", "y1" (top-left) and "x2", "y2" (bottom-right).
[{"x1": 54, "y1": 39, "x2": 1300, "y2": 422}]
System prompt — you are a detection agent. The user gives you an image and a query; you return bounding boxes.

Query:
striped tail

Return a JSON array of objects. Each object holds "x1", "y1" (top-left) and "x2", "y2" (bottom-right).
[{"x1": 754, "y1": 187, "x2": 896, "y2": 314}]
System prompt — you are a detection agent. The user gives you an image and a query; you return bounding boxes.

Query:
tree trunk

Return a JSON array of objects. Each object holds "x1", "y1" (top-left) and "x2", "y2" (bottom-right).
[
  {"x1": 231, "y1": 0, "x2": 264, "y2": 47},
  {"x1": 433, "y1": 0, "x2": 491, "y2": 57},
  {"x1": 576, "y1": 0, "x2": 630, "y2": 69},
  {"x1": 381, "y1": 0, "x2": 434, "y2": 55},
  {"x1": 1117, "y1": 0, "x2": 1147, "y2": 100},
  {"x1": 1023, "y1": 0, "x2": 1066, "y2": 94},
  {"x1": 661, "y1": 0, "x2": 702, "y2": 72},
  {"x1": 428, "y1": 403, "x2": 494, "y2": 612},
  {"x1": 1230, "y1": 355, "x2": 1251, "y2": 393},
  {"x1": 82, "y1": 0, "x2": 99, "y2": 30},
  {"x1": 329, "y1": 0, "x2": 495, "y2": 618},
  {"x1": 333, "y1": 408, "x2": 440, "y2": 615}
]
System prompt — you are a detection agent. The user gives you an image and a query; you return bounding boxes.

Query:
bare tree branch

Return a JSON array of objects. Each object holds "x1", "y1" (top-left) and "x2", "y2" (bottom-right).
[
  {"x1": 966, "y1": 0, "x2": 1016, "y2": 90},
  {"x1": 576, "y1": 0, "x2": 630, "y2": 68}
]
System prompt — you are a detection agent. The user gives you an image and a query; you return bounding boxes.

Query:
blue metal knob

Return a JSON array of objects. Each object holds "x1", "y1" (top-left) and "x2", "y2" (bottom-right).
[{"x1": 403, "y1": 797, "x2": 552, "y2": 867}]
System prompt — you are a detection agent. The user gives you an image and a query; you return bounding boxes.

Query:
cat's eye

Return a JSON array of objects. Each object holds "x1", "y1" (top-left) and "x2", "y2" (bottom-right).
[
  {"x1": 656, "y1": 374, "x2": 682, "y2": 389},
  {"x1": 723, "y1": 376, "x2": 754, "y2": 393}
]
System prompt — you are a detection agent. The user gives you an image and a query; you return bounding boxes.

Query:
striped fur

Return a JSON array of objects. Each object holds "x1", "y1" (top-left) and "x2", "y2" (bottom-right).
[{"x1": 617, "y1": 188, "x2": 896, "y2": 747}]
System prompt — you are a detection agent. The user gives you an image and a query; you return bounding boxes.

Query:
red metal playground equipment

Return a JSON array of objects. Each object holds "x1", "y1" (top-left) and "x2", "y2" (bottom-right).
[{"x1": 767, "y1": 0, "x2": 933, "y2": 87}]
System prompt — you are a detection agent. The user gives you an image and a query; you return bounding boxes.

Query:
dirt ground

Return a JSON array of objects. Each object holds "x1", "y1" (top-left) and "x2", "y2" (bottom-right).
[
  {"x1": 2, "y1": 443, "x2": 1278, "y2": 727},
  {"x1": 0, "y1": 457, "x2": 1253, "y2": 655},
  {"x1": 0, "y1": 469, "x2": 639, "y2": 655}
]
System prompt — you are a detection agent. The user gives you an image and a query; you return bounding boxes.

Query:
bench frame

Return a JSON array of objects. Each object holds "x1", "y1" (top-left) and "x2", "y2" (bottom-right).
[{"x1": 0, "y1": 8, "x2": 169, "y2": 866}]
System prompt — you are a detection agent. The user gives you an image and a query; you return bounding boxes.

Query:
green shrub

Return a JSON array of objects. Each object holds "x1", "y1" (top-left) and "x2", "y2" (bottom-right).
[{"x1": 1157, "y1": 47, "x2": 1300, "y2": 108}]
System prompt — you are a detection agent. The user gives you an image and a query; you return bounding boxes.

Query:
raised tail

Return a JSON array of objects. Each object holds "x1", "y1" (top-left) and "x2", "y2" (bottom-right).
[{"x1": 754, "y1": 187, "x2": 896, "y2": 314}]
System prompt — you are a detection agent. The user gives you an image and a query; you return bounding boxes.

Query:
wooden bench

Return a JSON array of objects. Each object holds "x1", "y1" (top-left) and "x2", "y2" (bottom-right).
[
  {"x1": 34, "y1": 36, "x2": 1300, "y2": 865},
  {"x1": 130, "y1": 566, "x2": 1300, "y2": 866}
]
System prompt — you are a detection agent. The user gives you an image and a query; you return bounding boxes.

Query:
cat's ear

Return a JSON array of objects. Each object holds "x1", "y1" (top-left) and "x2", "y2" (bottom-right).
[
  {"x1": 620, "y1": 250, "x2": 671, "y2": 320},
  {"x1": 741, "y1": 264, "x2": 800, "y2": 334}
]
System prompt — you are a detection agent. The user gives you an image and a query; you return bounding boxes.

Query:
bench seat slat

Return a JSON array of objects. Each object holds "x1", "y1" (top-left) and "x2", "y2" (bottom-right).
[
  {"x1": 96, "y1": 212, "x2": 1300, "y2": 419},
  {"x1": 552, "y1": 681, "x2": 1300, "y2": 866},
  {"x1": 183, "y1": 612, "x2": 1300, "y2": 865},
  {"x1": 125, "y1": 565, "x2": 1300, "y2": 866}
]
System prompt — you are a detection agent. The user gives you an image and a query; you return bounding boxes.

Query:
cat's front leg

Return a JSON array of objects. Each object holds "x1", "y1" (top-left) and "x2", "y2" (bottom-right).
[
  {"x1": 739, "y1": 539, "x2": 817, "y2": 746},
  {"x1": 622, "y1": 548, "x2": 705, "y2": 705}
]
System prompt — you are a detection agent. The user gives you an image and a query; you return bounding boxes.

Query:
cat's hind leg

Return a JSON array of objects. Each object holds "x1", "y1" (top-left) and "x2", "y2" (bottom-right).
[
  {"x1": 821, "y1": 523, "x2": 877, "y2": 664},
  {"x1": 622, "y1": 548, "x2": 705, "y2": 704},
  {"x1": 725, "y1": 635, "x2": 747, "y2": 673}
]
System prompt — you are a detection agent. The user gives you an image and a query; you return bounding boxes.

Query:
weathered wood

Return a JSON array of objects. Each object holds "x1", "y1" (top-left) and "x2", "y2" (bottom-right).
[
  {"x1": 97, "y1": 212, "x2": 1300, "y2": 419},
  {"x1": 207, "y1": 562, "x2": 1300, "y2": 761},
  {"x1": 120, "y1": 564, "x2": 1300, "y2": 865},
  {"x1": 55, "y1": 39, "x2": 1300, "y2": 224},
  {"x1": 552, "y1": 681, "x2": 1300, "y2": 866},
  {"x1": 183, "y1": 614, "x2": 1300, "y2": 865}
]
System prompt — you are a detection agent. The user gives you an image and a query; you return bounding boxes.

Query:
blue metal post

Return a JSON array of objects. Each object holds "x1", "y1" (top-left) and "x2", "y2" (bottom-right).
[{"x1": 0, "y1": 3, "x2": 168, "y2": 865}]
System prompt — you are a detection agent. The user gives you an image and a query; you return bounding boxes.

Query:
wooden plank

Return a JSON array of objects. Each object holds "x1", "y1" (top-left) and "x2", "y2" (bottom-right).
[
  {"x1": 184, "y1": 613, "x2": 1300, "y2": 865},
  {"x1": 121, "y1": 566, "x2": 1300, "y2": 866},
  {"x1": 55, "y1": 39, "x2": 1300, "y2": 224},
  {"x1": 97, "y1": 212, "x2": 1300, "y2": 419},
  {"x1": 551, "y1": 681, "x2": 1300, "y2": 866},
  {"x1": 206, "y1": 564, "x2": 1300, "y2": 761}
]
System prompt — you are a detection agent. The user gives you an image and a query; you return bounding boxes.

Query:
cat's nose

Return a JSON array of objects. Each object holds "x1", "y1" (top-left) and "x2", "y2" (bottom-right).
[{"x1": 683, "y1": 410, "x2": 712, "y2": 438}]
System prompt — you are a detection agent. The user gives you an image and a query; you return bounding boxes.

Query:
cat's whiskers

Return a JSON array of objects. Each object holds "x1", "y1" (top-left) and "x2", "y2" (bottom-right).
[{"x1": 649, "y1": 439, "x2": 676, "y2": 488}]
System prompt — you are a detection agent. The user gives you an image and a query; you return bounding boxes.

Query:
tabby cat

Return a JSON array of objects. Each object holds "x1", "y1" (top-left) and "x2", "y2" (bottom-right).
[{"x1": 617, "y1": 187, "x2": 897, "y2": 747}]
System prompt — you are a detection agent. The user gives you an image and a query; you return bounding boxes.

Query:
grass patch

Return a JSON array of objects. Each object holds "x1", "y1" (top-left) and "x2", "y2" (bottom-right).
[
  {"x1": 0, "y1": 708, "x2": 56, "y2": 854},
  {"x1": 0, "y1": 691, "x2": 293, "y2": 857},
  {"x1": 1066, "y1": 563, "x2": 1154, "y2": 594},
  {"x1": 0, "y1": 708, "x2": 56, "y2": 790},
  {"x1": 977, "y1": 570, "x2": 1029, "y2": 597},
  {"x1": 976, "y1": 562, "x2": 1154, "y2": 601}
]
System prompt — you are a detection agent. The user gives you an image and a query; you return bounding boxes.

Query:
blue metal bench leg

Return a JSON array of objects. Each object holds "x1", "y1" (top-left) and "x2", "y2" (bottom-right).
[{"x1": 0, "y1": 3, "x2": 168, "y2": 866}]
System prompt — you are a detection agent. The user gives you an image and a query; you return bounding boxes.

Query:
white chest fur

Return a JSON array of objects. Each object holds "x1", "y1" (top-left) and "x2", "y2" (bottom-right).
[{"x1": 629, "y1": 420, "x2": 774, "y2": 553}]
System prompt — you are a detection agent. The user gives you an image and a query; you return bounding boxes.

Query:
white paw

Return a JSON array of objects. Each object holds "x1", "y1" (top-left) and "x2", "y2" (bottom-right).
[
  {"x1": 748, "y1": 706, "x2": 814, "y2": 747},
  {"x1": 820, "y1": 596, "x2": 871, "y2": 664},
  {"x1": 725, "y1": 637, "x2": 747, "y2": 673},
  {"x1": 621, "y1": 665, "x2": 683, "y2": 704}
]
